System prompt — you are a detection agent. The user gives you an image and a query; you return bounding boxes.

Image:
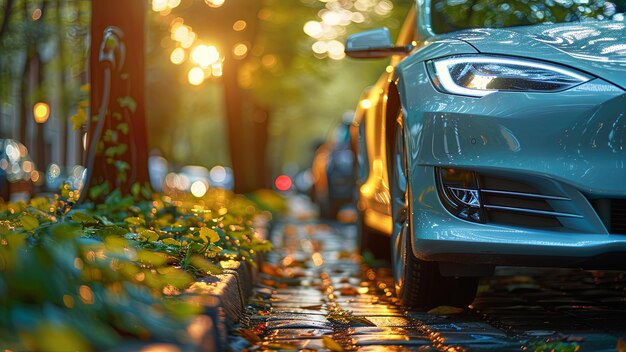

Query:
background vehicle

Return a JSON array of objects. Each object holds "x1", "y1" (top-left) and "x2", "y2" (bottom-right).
[
  {"x1": 0, "y1": 139, "x2": 37, "y2": 202},
  {"x1": 311, "y1": 112, "x2": 356, "y2": 219},
  {"x1": 347, "y1": 0, "x2": 626, "y2": 309}
]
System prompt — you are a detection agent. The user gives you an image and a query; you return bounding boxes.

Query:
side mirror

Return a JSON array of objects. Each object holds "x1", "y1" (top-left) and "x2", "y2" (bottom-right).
[{"x1": 345, "y1": 28, "x2": 412, "y2": 59}]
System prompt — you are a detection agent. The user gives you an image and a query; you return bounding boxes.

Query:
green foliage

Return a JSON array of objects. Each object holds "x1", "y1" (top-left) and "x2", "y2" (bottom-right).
[
  {"x1": 0, "y1": 187, "x2": 273, "y2": 349},
  {"x1": 527, "y1": 340, "x2": 580, "y2": 352},
  {"x1": 431, "y1": 0, "x2": 626, "y2": 33}
]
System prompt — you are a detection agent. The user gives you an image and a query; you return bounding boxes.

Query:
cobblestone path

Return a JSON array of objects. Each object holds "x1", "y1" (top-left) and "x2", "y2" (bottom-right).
[{"x1": 229, "y1": 219, "x2": 626, "y2": 351}]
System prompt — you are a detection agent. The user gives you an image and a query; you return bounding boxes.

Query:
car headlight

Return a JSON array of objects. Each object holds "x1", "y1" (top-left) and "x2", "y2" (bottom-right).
[{"x1": 427, "y1": 55, "x2": 592, "y2": 97}]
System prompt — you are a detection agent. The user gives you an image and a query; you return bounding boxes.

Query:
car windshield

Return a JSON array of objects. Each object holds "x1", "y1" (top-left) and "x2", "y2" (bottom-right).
[{"x1": 430, "y1": 0, "x2": 626, "y2": 34}]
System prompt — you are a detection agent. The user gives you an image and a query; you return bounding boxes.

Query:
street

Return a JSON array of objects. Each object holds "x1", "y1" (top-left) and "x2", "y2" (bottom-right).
[{"x1": 230, "y1": 202, "x2": 626, "y2": 351}]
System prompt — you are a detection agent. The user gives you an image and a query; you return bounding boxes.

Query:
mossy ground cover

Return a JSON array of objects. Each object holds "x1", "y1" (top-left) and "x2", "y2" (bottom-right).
[{"x1": 0, "y1": 185, "x2": 283, "y2": 350}]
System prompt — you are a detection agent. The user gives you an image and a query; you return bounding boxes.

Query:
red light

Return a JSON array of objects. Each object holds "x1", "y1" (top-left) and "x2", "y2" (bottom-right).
[{"x1": 275, "y1": 175, "x2": 292, "y2": 191}]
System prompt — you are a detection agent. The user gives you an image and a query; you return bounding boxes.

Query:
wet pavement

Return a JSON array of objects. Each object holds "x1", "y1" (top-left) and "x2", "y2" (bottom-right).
[{"x1": 230, "y1": 210, "x2": 626, "y2": 351}]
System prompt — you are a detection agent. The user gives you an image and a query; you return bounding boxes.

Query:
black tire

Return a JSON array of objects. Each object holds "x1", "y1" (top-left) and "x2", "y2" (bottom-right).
[
  {"x1": 390, "y1": 112, "x2": 477, "y2": 309},
  {"x1": 399, "y1": 232, "x2": 478, "y2": 309}
]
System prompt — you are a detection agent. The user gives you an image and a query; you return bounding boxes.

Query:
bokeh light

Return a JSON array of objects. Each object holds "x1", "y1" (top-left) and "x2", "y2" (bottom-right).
[
  {"x1": 233, "y1": 43, "x2": 248, "y2": 58},
  {"x1": 209, "y1": 165, "x2": 227, "y2": 183},
  {"x1": 188, "y1": 67, "x2": 205, "y2": 85},
  {"x1": 233, "y1": 20, "x2": 247, "y2": 31},
  {"x1": 275, "y1": 175, "x2": 292, "y2": 192},
  {"x1": 303, "y1": 21, "x2": 323, "y2": 38},
  {"x1": 152, "y1": 0, "x2": 168, "y2": 12},
  {"x1": 205, "y1": 0, "x2": 225, "y2": 8},
  {"x1": 33, "y1": 102, "x2": 50, "y2": 123},
  {"x1": 190, "y1": 180, "x2": 208, "y2": 197},
  {"x1": 170, "y1": 47, "x2": 186, "y2": 64},
  {"x1": 191, "y1": 45, "x2": 220, "y2": 67}
]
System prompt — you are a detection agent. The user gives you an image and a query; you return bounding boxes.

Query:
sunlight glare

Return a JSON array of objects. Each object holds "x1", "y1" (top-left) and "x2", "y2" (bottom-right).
[
  {"x1": 188, "y1": 67, "x2": 205, "y2": 86},
  {"x1": 170, "y1": 48, "x2": 185, "y2": 65}
]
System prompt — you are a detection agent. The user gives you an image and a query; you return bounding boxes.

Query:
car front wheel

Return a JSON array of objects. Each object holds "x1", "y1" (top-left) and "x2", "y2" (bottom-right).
[{"x1": 390, "y1": 114, "x2": 478, "y2": 309}]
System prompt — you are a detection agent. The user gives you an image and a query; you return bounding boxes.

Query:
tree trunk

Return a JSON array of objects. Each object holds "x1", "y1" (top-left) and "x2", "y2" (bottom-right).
[
  {"x1": 82, "y1": 0, "x2": 150, "y2": 201},
  {"x1": 252, "y1": 106, "x2": 270, "y2": 188},
  {"x1": 222, "y1": 55, "x2": 256, "y2": 194}
]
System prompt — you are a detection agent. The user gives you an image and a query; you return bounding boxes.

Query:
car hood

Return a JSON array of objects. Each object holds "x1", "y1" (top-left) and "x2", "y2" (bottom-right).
[{"x1": 450, "y1": 21, "x2": 626, "y2": 90}]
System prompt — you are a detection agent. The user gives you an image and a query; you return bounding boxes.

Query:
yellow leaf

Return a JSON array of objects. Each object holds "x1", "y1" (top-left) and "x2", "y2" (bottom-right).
[
  {"x1": 266, "y1": 343, "x2": 298, "y2": 350},
  {"x1": 80, "y1": 83, "x2": 90, "y2": 92},
  {"x1": 20, "y1": 214, "x2": 39, "y2": 231},
  {"x1": 70, "y1": 109, "x2": 87, "y2": 131},
  {"x1": 348, "y1": 315, "x2": 376, "y2": 326},
  {"x1": 322, "y1": 336, "x2": 344, "y2": 352},
  {"x1": 427, "y1": 305, "x2": 464, "y2": 315},
  {"x1": 238, "y1": 328, "x2": 261, "y2": 344},
  {"x1": 200, "y1": 227, "x2": 219, "y2": 244}
]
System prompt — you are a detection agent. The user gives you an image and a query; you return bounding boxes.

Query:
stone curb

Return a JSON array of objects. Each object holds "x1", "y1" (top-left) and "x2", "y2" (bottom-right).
[
  {"x1": 186, "y1": 260, "x2": 253, "y2": 351},
  {"x1": 112, "y1": 216, "x2": 272, "y2": 351},
  {"x1": 109, "y1": 260, "x2": 253, "y2": 352}
]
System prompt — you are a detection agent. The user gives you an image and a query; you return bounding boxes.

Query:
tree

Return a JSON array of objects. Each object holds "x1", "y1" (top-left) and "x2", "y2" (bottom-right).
[{"x1": 81, "y1": 0, "x2": 151, "y2": 201}]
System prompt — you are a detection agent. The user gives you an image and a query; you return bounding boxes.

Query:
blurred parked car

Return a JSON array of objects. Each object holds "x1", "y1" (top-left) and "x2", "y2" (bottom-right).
[
  {"x1": 312, "y1": 112, "x2": 356, "y2": 218},
  {"x1": 348, "y1": 1, "x2": 626, "y2": 309},
  {"x1": 0, "y1": 139, "x2": 37, "y2": 202}
]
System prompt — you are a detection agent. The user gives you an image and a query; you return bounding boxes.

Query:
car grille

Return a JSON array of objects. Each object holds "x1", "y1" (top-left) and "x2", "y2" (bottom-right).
[
  {"x1": 588, "y1": 198, "x2": 626, "y2": 235},
  {"x1": 610, "y1": 199, "x2": 626, "y2": 234},
  {"x1": 479, "y1": 175, "x2": 580, "y2": 228}
]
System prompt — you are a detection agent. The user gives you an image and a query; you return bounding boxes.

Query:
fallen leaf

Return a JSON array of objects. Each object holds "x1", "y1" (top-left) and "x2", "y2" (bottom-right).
[
  {"x1": 322, "y1": 336, "x2": 344, "y2": 352},
  {"x1": 339, "y1": 286, "x2": 359, "y2": 296},
  {"x1": 348, "y1": 315, "x2": 376, "y2": 326},
  {"x1": 301, "y1": 304, "x2": 323, "y2": 310},
  {"x1": 427, "y1": 305, "x2": 464, "y2": 315},
  {"x1": 239, "y1": 329, "x2": 261, "y2": 344},
  {"x1": 261, "y1": 263, "x2": 280, "y2": 277},
  {"x1": 558, "y1": 334, "x2": 586, "y2": 342},
  {"x1": 337, "y1": 250, "x2": 352, "y2": 259},
  {"x1": 266, "y1": 343, "x2": 298, "y2": 350}
]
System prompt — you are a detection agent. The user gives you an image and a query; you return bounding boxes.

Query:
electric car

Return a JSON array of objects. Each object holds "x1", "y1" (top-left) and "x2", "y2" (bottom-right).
[{"x1": 347, "y1": 0, "x2": 626, "y2": 308}]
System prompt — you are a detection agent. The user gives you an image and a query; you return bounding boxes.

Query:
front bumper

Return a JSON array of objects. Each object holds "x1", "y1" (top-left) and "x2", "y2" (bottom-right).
[
  {"x1": 411, "y1": 165, "x2": 626, "y2": 268},
  {"x1": 401, "y1": 63, "x2": 626, "y2": 268}
]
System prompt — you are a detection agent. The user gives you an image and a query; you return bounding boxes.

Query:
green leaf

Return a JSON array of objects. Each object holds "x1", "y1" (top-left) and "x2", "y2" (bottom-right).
[
  {"x1": 161, "y1": 238, "x2": 181, "y2": 247},
  {"x1": 118, "y1": 96, "x2": 137, "y2": 113},
  {"x1": 199, "y1": 227, "x2": 220, "y2": 244},
  {"x1": 71, "y1": 211, "x2": 98, "y2": 224},
  {"x1": 138, "y1": 229, "x2": 159, "y2": 242},
  {"x1": 117, "y1": 123, "x2": 129, "y2": 135},
  {"x1": 131, "y1": 183, "x2": 141, "y2": 198},
  {"x1": 0, "y1": 223, "x2": 11, "y2": 235},
  {"x1": 156, "y1": 266, "x2": 193, "y2": 289},
  {"x1": 136, "y1": 250, "x2": 168, "y2": 266},
  {"x1": 190, "y1": 255, "x2": 223, "y2": 275},
  {"x1": 50, "y1": 223, "x2": 82, "y2": 240},
  {"x1": 89, "y1": 182, "x2": 110, "y2": 200},
  {"x1": 124, "y1": 217, "x2": 145, "y2": 227},
  {"x1": 20, "y1": 215, "x2": 39, "y2": 231}
]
